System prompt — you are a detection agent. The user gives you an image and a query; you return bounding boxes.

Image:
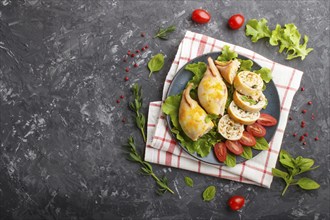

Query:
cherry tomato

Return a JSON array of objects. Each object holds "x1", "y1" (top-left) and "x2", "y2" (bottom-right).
[
  {"x1": 225, "y1": 140, "x2": 243, "y2": 155},
  {"x1": 191, "y1": 9, "x2": 211, "y2": 24},
  {"x1": 246, "y1": 123, "x2": 266, "y2": 137},
  {"x1": 239, "y1": 131, "x2": 256, "y2": 146},
  {"x1": 228, "y1": 195, "x2": 245, "y2": 211},
  {"x1": 214, "y1": 142, "x2": 227, "y2": 162},
  {"x1": 257, "y1": 113, "x2": 278, "y2": 127},
  {"x1": 228, "y1": 14, "x2": 245, "y2": 30}
]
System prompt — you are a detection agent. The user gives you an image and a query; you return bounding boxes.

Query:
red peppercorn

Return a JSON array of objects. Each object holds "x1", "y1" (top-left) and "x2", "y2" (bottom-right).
[
  {"x1": 308, "y1": 101, "x2": 312, "y2": 105},
  {"x1": 299, "y1": 136, "x2": 305, "y2": 141},
  {"x1": 293, "y1": 133, "x2": 297, "y2": 137},
  {"x1": 124, "y1": 76, "x2": 129, "y2": 81},
  {"x1": 141, "y1": 47, "x2": 145, "y2": 51},
  {"x1": 127, "y1": 50, "x2": 131, "y2": 55},
  {"x1": 134, "y1": 63, "x2": 138, "y2": 68},
  {"x1": 120, "y1": 95, "x2": 124, "y2": 99},
  {"x1": 141, "y1": 32, "x2": 145, "y2": 37},
  {"x1": 136, "y1": 50, "x2": 140, "y2": 54},
  {"x1": 303, "y1": 142, "x2": 307, "y2": 145},
  {"x1": 314, "y1": 137, "x2": 319, "y2": 141},
  {"x1": 125, "y1": 67, "x2": 130, "y2": 72},
  {"x1": 301, "y1": 87, "x2": 305, "y2": 91},
  {"x1": 131, "y1": 53, "x2": 135, "y2": 58},
  {"x1": 116, "y1": 100, "x2": 120, "y2": 104},
  {"x1": 302, "y1": 109, "x2": 307, "y2": 114}
]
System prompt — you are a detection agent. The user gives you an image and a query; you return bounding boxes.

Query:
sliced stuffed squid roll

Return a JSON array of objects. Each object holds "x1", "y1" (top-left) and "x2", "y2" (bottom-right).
[
  {"x1": 233, "y1": 71, "x2": 263, "y2": 98},
  {"x1": 197, "y1": 57, "x2": 228, "y2": 116},
  {"x1": 179, "y1": 83, "x2": 214, "y2": 141},
  {"x1": 214, "y1": 59, "x2": 240, "y2": 85},
  {"x1": 233, "y1": 90, "x2": 267, "y2": 113},
  {"x1": 227, "y1": 101, "x2": 260, "y2": 125},
  {"x1": 217, "y1": 114, "x2": 244, "y2": 141}
]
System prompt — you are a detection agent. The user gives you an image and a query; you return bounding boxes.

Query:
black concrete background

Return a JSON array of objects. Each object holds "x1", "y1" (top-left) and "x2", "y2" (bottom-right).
[{"x1": 0, "y1": 0, "x2": 329, "y2": 219}]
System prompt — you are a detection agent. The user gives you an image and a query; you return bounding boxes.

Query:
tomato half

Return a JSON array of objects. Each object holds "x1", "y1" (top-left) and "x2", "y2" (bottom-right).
[
  {"x1": 246, "y1": 123, "x2": 267, "y2": 137},
  {"x1": 228, "y1": 14, "x2": 245, "y2": 30},
  {"x1": 225, "y1": 140, "x2": 243, "y2": 155},
  {"x1": 257, "y1": 113, "x2": 278, "y2": 127},
  {"x1": 214, "y1": 142, "x2": 227, "y2": 162},
  {"x1": 191, "y1": 9, "x2": 211, "y2": 24},
  {"x1": 228, "y1": 195, "x2": 245, "y2": 211},
  {"x1": 239, "y1": 131, "x2": 256, "y2": 146}
]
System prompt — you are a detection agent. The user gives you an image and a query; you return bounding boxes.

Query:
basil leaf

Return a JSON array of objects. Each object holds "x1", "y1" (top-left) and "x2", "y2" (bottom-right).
[
  {"x1": 241, "y1": 95, "x2": 257, "y2": 105},
  {"x1": 241, "y1": 146, "x2": 253, "y2": 159},
  {"x1": 184, "y1": 176, "x2": 194, "y2": 187},
  {"x1": 238, "y1": 59, "x2": 254, "y2": 71},
  {"x1": 217, "y1": 45, "x2": 238, "y2": 61},
  {"x1": 202, "y1": 186, "x2": 216, "y2": 201},
  {"x1": 224, "y1": 152, "x2": 236, "y2": 167},
  {"x1": 272, "y1": 168, "x2": 289, "y2": 180},
  {"x1": 297, "y1": 177, "x2": 320, "y2": 190},
  {"x1": 254, "y1": 67, "x2": 272, "y2": 83},
  {"x1": 252, "y1": 137, "x2": 269, "y2": 150},
  {"x1": 294, "y1": 156, "x2": 314, "y2": 169},
  {"x1": 148, "y1": 53, "x2": 165, "y2": 77}
]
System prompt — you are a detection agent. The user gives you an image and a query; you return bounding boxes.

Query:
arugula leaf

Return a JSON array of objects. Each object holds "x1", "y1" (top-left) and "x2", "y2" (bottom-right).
[
  {"x1": 238, "y1": 59, "x2": 254, "y2": 71},
  {"x1": 241, "y1": 95, "x2": 257, "y2": 105},
  {"x1": 217, "y1": 45, "x2": 238, "y2": 61},
  {"x1": 241, "y1": 146, "x2": 253, "y2": 160},
  {"x1": 224, "y1": 152, "x2": 236, "y2": 167},
  {"x1": 184, "y1": 176, "x2": 194, "y2": 187},
  {"x1": 202, "y1": 186, "x2": 216, "y2": 201},
  {"x1": 245, "y1": 18, "x2": 272, "y2": 42},
  {"x1": 254, "y1": 67, "x2": 272, "y2": 83},
  {"x1": 252, "y1": 137, "x2": 269, "y2": 150},
  {"x1": 185, "y1": 62, "x2": 207, "y2": 89},
  {"x1": 162, "y1": 94, "x2": 181, "y2": 128}
]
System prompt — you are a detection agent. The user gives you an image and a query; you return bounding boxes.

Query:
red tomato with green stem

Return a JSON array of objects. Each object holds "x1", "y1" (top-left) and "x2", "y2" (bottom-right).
[
  {"x1": 228, "y1": 14, "x2": 245, "y2": 30},
  {"x1": 228, "y1": 195, "x2": 245, "y2": 211},
  {"x1": 246, "y1": 123, "x2": 266, "y2": 137},
  {"x1": 191, "y1": 9, "x2": 211, "y2": 24},
  {"x1": 214, "y1": 142, "x2": 227, "y2": 162},
  {"x1": 257, "y1": 113, "x2": 278, "y2": 127},
  {"x1": 225, "y1": 140, "x2": 243, "y2": 155}
]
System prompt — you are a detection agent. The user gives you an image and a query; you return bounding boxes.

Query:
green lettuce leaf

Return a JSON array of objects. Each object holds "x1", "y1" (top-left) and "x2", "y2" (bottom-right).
[
  {"x1": 217, "y1": 45, "x2": 238, "y2": 61},
  {"x1": 238, "y1": 59, "x2": 254, "y2": 71},
  {"x1": 162, "y1": 94, "x2": 181, "y2": 128},
  {"x1": 245, "y1": 18, "x2": 272, "y2": 42},
  {"x1": 254, "y1": 67, "x2": 272, "y2": 83},
  {"x1": 185, "y1": 62, "x2": 207, "y2": 89}
]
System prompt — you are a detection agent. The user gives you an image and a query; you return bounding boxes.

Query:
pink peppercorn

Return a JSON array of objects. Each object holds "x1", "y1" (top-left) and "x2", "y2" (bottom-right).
[
  {"x1": 134, "y1": 63, "x2": 138, "y2": 68},
  {"x1": 301, "y1": 121, "x2": 305, "y2": 128},
  {"x1": 303, "y1": 142, "x2": 307, "y2": 145},
  {"x1": 141, "y1": 48, "x2": 145, "y2": 51},
  {"x1": 136, "y1": 50, "x2": 140, "y2": 54},
  {"x1": 288, "y1": 116, "x2": 293, "y2": 121},
  {"x1": 308, "y1": 101, "x2": 312, "y2": 105},
  {"x1": 301, "y1": 87, "x2": 305, "y2": 91},
  {"x1": 302, "y1": 109, "x2": 307, "y2": 114},
  {"x1": 131, "y1": 53, "x2": 135, "y2": 58},
  {"x1": 124, "y1": 76, "x2": 129, "y2": 81},
  {"x1": 144, "y1": 45, "x2": 149, "y2": 49},
  {"x1": 127, "y1": 50, "x2": 131, "y2": 55},
  {"x1": 125, "y1": 67, "x2": 130, "y2": 72},
  {"x1": 303, "y1": 133, "x2": 308, "y2": 137},
  {"x1": 116, "y1": 100, "x2": 120, "y2": 104},
  {"x1": 293, "y1": 133, "x2": 297, "y2": 137},
  {"x1": 122, "y1": 118, "x2": 126, "y2": 123},
  {"x1": 314, "y1": 137, "x2": 319, "y2": 141},
  {"x1": 141, "y1": 32, "x2": 145, "y2": 37},
  {"x1": 120, "y1": 95, "x2": 124, "y2": 99}
]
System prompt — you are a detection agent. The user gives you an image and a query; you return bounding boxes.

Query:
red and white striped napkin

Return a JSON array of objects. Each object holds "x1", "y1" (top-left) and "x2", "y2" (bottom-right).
[{"x1": 144, "y1": 31, "x2": 303, "y2": 188}]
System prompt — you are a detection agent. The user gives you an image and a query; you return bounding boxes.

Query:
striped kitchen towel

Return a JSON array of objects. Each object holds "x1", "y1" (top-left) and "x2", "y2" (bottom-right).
[{"x1": 144, "y1": 31, "x2": 303, "y2": 188}]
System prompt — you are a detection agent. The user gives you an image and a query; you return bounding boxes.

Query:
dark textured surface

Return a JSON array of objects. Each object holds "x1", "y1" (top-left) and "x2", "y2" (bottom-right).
[{"x1": 0, "y1": 0, "x2": 329, "y2": 219}]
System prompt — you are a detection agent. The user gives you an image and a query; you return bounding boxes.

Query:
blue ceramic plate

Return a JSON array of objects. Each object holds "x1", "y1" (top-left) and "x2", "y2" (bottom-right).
[{"x1": 165, "y1": 52, "x2": 280, "y2": 165}]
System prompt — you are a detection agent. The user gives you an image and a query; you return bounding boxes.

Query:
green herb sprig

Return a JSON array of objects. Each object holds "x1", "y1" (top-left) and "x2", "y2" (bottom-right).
[
  {"x1": 153, "y1": 25, "x2": 176, "y2": 40},
  {"x1": 272, "y1": 150, "x2": 320, "y2": 196},
  {"x1": 125, "y1": 137, "x2": 174, "y2": 195},
  {"x1": 129, "y1": 84, "x2": 146, "y2": 142}
]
